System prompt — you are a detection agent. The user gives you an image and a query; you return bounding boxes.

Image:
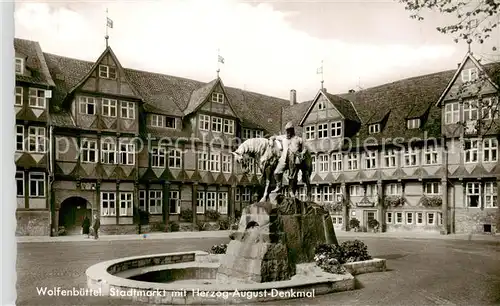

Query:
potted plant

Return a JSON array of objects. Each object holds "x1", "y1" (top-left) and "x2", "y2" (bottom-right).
[
  {"x1": 349, "y1": 218, "x2": 360, "y2": 232},
  {"x1": 368, "y1": 219, "x2": 379, "y2": 233}
]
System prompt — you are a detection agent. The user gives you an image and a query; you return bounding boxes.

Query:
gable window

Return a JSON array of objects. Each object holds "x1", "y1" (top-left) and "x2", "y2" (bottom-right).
[
  {"x1": 424, "y1": 144, "x2": 439, "y2": 165},
  {"x1": 317, "y1": 123, "x2": 328, "y2": 139},
  {"x1": 29, "y1": 88, "x2": 46, "y2": 109},
  {"x1": 223, "y1": 119, "x2": 234, "y2": 135},
  {"x1": 119, "y1": 192, "x2": 133, "y2": 216},
  {"x1": 424, "y1": 182, "x2": 441, "y2": 195},
  {"x1": 218, "y1": 192, "x2": 228, "y2": 214},
  {"x1": 368, "y1": 124, "x2": 380, "y2": 134},
  {"x1": 197, "y1": 191, "x2": 206, "y2": 214},
  {"x1": 15, "y1": 57, "x2": 24, "y2": 74},
  {"x1": 199, "y1": 114, "x2": 210, "y2": 131},
  {"x1": 384, "y1": 149, "x2": 396, "y2": 168},
  {"x1": 222, "y1": 154, "x2": 232, "y2": 173},
  {"x1": 444, "y1": 102, "x2": 460, "y2": 124},
  {"x1": 101, "y1": 138, "x2": 116, "y2": 164},
  {"x1": 364, "y1": 151, "x2": 377, "y2": 169},
  {"x1": 28, "y1": 126, "x2": 45, "y2": 153},
  {"x1": 101, "y1": 98, "x2": 117, "y2": 117},
  {"x1": 29, "y1": 172, "x2": 45, "y2": 197},
  {"x1": 347, "y1": 153, "x2": 358, "y2": 170},
  {"x1": 168, "y1": 149, "x2": 182, "y2": 169},
  {"x1": 210, "y1": 152, "x2": 220, "y2": 172},
  {"x1": 151, "y1": 146, "x2": 166, "y2": 168},
  {"x1": 119, "y1": 140, "x2": 135, "y2": 165},
  {"x1": 483, "y1": 138, "x2": 498, "y2": 162},
  {"x1": 464, "y1": 139, "x2": 479, "y2": 163},
  {"x1": 385, "y1": 183, "x2": 402, "y2": 196},
  {"x1": 198, "y1": 152, "x2": 209, "y2": 171},
  {"x1": 463, "y1": 100, "x2": 478, "y2": 122},
  {"x1": 407, "y1": 118, "x2": 420, "y2": 129},
  {"x1": 403, "y1": 147, "x2": 419, "y2": 167},
  {"x1": 79, "y1": 96, "x2": 95, "y2": 115},
  {"x1": 149, "y1": 190, "x2": 162, "y2": 214},
  {"x1": 151, "y1": 114, "x2": 164, "y2": 127},
  {"x1": 305, "y1": 125, "x2": 315, "y2": 140},
  {"x1": 331, "y1": 153, "x2": 342, "y2": 172},
  {"x1": 481, "y1": 97, "x2": 499, "y2": 120},
  {"x1": 98, "y1": 65, "x2": 117, "y2": 79},
  {"x1": 318, "y1": 154, "x2": 329, "y2": 172},
  {"x1": 81, "y1": 139, "x2": 98, "y2": 163},
  {"x1": 15, "y1": 87, "x2": 23, "y2": 106},
  {"x1": 317, "y1": 100, "x2": 325, "y2": 110},
  {"x1": 331, "y1": 121, "x2": 342, "y2": 137},
  {"x1": 466, "y1": 182, "x2": 481, "y2": 207},
  {"x1": 484, "y1": 182, "x2": 497, "y2": 208},
  {"x1": 211, "y1": 92, "x2": 224, "y2": 104},
  {"x1": 461, "y1": 67, "x2": 478, "y2": 82},
  {"x1": 211, "y1": 117, "x2": 223, "y2": 133},
  {"x1": 101, "y1": 192, "x2": 116, "y2": 216},
  {"x1": 165, "y1": 117, "x2": 176, "y2": 129},
  {"x1": 169, "y1": 191, "x2": 180, "y2": 214},
  {"x1": 16, "y1": 171, "x2": 24, "y2": 197},
  {"x1": 120, "y1": 101, "x2": 135, "y2": 119},
  {"x1": 16, "y1": 125, "x2": 24, "y2": 151},
  {"x1": 206, "y1": 191, "x2": 217, "y2": 211}
]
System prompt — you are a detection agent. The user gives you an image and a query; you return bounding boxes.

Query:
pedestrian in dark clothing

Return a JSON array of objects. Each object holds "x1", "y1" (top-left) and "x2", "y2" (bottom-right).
[
  {"x1": 82, "y1": 216, "x2": 90, "y2": 238},
  {"x1": 92, "y1": 213, "x2": 100, "y2": 239}
]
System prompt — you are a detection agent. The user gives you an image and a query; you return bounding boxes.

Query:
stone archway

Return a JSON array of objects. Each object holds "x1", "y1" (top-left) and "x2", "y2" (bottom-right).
[{"x1": 58, "y1": 197, "x2": 92, "y2": 235}]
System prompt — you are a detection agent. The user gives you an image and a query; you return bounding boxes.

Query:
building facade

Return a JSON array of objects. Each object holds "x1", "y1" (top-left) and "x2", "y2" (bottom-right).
[{"x1": 13, "y1": 38, "x2": 500, "y2": 236}]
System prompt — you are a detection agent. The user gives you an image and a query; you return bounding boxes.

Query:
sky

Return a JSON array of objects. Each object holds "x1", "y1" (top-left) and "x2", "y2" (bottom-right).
[{"x1": 14, "y1": 0, "x2": 500, "y2": 102}]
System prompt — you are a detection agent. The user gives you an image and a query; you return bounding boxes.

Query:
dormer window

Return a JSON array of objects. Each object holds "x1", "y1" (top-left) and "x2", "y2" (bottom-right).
[
  {"x1": 211, "y1": 92, "x2": 224, "y2": 104},
  {"x1": 15, "y1": 57, "x2": 24, "y2": 74},
  {"x1": 368, "y1": 124, "x2": 380, "y2": 134},
  {"x1": 165, "y1": 117, "x2": 176, "y2": 129},
  {"x1": 151, "y1": 114, "x2": 164, "y2": 127},
  {"x1": 461, "y1": 68, "x2": 478, "y2": 82},
  {"x1": 99, "y1": 65, "x2": 116, "y2": 79},
  {"x1": 407, "y1": 118, "x2": 420, "y2": 129}
]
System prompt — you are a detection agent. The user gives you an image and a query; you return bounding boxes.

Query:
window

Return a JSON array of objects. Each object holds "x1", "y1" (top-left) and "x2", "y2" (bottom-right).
[
  {"x1": 424, "y1": 182, "x2": 441, "y2": 195},
  {"x1": 139, "y1": 190, "x2": 146, "y2": 211},
  {"x1": 28, "y1": 127, "x2": 45, "y2": 153},
  {"x1": 305, "y1": 125, "x2": 315, "y2": 140},
  {"x1": 424, "y1": 144, "x2": 439, "y2": 165},
  {"x1": 463, "y1": 100, "x2": 478, "y2": 122},
  {"x1": 349, "y1": 185, "x2": 361, "y2": 197},
  {"x1": 165, "y1": 117, "x2": 176, "y2": 129},
  {"x1": 99, "y1": 65, "x2": 116, "y2": 79},
  {"x1": 481, "y1": 97, "x2": 499, "y2": 120},
  {"x1": 395, "y1": 212, "x2": 403, "y2": 224},
  {"x1": 149, "y1": 190, "x2": 162, "y2": 214},
  {"x1": 121, "y1": 101, "x2": 135, "y2": 119},
  {"x1": 466, "y1": 182, "x2": 481, "y2": 207},
  {"x1": 206, "y1": 191, "x2": 217, "y2": 211},
  {"x1": 150, "y1": 114, "x2": 164, "y2": 127},
  {"x1": 347, "y1": 153, "x2": 358, "y2": 170},
  {"x1": 222, "y1": 154, "x2": 232, "y2": 173},
  {"x1": 169, "y1": 149, "x2": 182, "y2": 169},
  {"x1": 211, "y1": 117, "x2": 223, "y2": 133},
  {"x1": 218, "y1": 192, "x2": 228, "y2": 214},
  {"x1": 445, "y1": 102, "x2": 460, "y2": 124},
  {"x1": 16, "y1": 125, "x2": 24, "y2": 151},
  {"x1": 364, "y1": 151, "x2": 377, "y2": 169},
  {"x1": 100, "y1": 192, "x2": 116, "y2": 216},
  {"x1": 311, "y1": 155, "x2": 316, "y2": 172},
  {"x1": 169, "y1": 191, "x2": 180, "y2": 214},
  {"x1": 312, "y1": 187, "x2": 321, "y2": 202},
  {"x1": 483, "y1": 138, "x2": 498, "y2": 162},
  {"x1": 101, "y1": 138, "x2": 116, "y2": 164},
  {"x1": 385, "y1": 183, "x2": 402, "y2": 196},
  {"x1": 322, "y1": 186, "x2": 333, "y2": 203},
  {"x1": 255, "y1": 130, "x2": 263, "y2": 138},
  {"x1": 384, "y1": 149, "x2": 396, "y2": 168},
  {"x1": 198, "y1": 152, "x2": 209, "y2": 171},
  {"x1": 407, "y1": 118, "x2": 420, "y2": 129},
  {"x1": 223, "y1": 119, "x2": 234, "y2": 134},
  {"x1": 81, "y1": 139, "x2": 98, "y2": 163},
  {"x1": 416, "y1": 212, "x2": 423, "y2": 224},
  {"x1": 484, "y1": 182, "x2": 497, "y2": 208},
  {"x1": 151, "y1": 146, "x2": 166, "y2": 168},
  {"x1": 318, "y1": 123, "x2": 328, "y2": 139},
  {"x1": 196, "y1": 192, "x2": 205, "y2": 214},
  {"x1": 29, "y1": 88, "x2": 46, "y2": 109},
  {"x1": 427, "y1": 212, "x2": 435, "y2": 225},
  {"x1": 368, "y1": 124, "x2": 380, "y2": 134},
  {"x1": 210, "y1": 153, "x2": 220, "y2": 172},
  {"x1": 404, "y1": 147, "x2": 419, "y2": 167},
  {"x1": 79, "y1": 96, "x2": 95, "y2": 115},
  {"x1": 15, "y1": 57, "x2": 24, "y2": 74},
  {"x1": 464, "y1": 139, "x2": 479, "y2": 163},
  {"x1": 119, "y1": 192, "x2": 133, "y2": 216},
  {"x1": 16, "y1": 171, "x2": 24, "y2": 197},
  {"x1": 331, "y1": 121, "x2": 342, "y2": 137},
  {"x1": 318, "y1": 154, "x2": 329, "y2": 172},
  {"x1": 406, "y1": 212, "x2": 413, "y2": 224},
  {"x1": 242, "y1": 188, "x2": 251, "y2": 202},
  {"x1": 119, "y1": 141, "x2": 135, "y2": 165},
  {"x1": 242, "y1": 128, "x2": 252, "y2": 140},
  {"x1": 461, "y1": 67, "x2": 478, "y2": 82},
  {"x1": 102, "y1": 98, "x2": 117, "y2": 117},
  {"x1": 235, "y1": 187, "x2": 241, "y2": 202},
  {"x1": 15, "y1": 87, "x2": 23, "y2": 106},
  {"x1": 331, "y1": 153, "x2": 342, "y2": 172},
  {"x1": 439, "y1": 212, "x2": 443, "y2": 226},
  {"x1": 211, "y1": 92, "x2": 224, "y2": 103},
  {"x1": 317, "y1": 100, "x2": 325, "y2": 110},
  {"x1": 386, "y1": 212, "x2": 393, "y2": 224},
  {"x1": 365, "y1": 184, "x2": 377, "y2": 197},
  {"x1": 199, "y1": 115, "x2": 210, "y2": 131}
]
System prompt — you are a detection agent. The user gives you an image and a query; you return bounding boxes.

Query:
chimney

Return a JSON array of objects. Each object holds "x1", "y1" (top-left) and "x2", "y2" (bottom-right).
[
  {"x1": 348, "y1": 89, "x2": 356, "y2": 93},
  {"x1": 290, "y1": 89, "x2": 297, "y2": 106}
]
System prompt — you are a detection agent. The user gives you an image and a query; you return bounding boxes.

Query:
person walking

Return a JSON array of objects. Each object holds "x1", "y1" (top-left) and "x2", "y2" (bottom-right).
[
  {"x1": 92, "y1": 213, "x2": 100, "y2": 239},
  {"x1": 82, "y1": 216, "x2": 90, "y2": 238}
]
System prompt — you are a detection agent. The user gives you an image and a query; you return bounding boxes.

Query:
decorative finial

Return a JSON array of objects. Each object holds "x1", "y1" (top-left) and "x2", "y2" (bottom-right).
[
  {"x1": 217, "y1": 48, "x2": 224, "y2": 78},
  {"x1": 316, "y1": 60, "x2": 324, "y2": 90},
  {"x1": 105, "y1": 8, "x2": 113, "y2": 48}
]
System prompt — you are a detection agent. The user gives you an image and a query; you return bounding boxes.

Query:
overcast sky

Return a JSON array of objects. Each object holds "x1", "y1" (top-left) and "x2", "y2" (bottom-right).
[{"x1": 14, "y1": 0, "x2": 500, "y2": 102}]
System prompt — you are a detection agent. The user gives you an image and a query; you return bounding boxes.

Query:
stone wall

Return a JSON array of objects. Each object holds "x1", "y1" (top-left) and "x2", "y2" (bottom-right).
[
  {"x1": 16, "y1": 210, "x2": 51, "y2": 236},
  {"x1": 454, "y1": 208, "x2": 498, "y2": 234}
]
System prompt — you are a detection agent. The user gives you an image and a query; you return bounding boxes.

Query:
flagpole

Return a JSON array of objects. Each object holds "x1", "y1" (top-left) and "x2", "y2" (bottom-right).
[
  {"x1": 105, "y1": 8, "x2": 109, "y2": 48},
  {"x1": 320, "y1": 60, "x2": 324, "y2": 90},
  {"x1": 217, "y1": 48, "x2": 220, "y2": 78}
]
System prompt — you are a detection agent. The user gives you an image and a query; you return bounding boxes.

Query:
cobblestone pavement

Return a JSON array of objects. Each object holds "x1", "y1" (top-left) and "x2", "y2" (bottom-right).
[{"x1": 16, "y1": 237, "x2": 500, "y2": 305}]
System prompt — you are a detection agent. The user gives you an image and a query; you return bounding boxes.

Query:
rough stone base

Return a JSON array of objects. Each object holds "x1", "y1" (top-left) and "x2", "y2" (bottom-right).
[
  {"x1": 16, "y1": 210, "x2": 51, "y2": 236},
  {"x1": 100, "y1": 224, "x2": 138, "y2": 235}
]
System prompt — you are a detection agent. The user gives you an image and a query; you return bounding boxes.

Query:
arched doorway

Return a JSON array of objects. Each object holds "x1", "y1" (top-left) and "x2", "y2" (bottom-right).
[{"x1": 59, "y1": 197, "x2": 92, "y2": 235}]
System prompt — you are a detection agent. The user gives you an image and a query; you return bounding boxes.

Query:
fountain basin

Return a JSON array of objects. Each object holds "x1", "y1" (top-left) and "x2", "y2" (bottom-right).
[{"x1": 86, "y1": 251, "x2": 355, "y2": 305}]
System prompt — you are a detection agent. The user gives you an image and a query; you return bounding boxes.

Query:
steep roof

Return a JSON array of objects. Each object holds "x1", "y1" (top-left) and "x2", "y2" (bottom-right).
[
  {"x1": 323, "y1": 91, "x2": 360, "y2": 123},
  {"x1": 281, "y1": 100, "x2": 313, "y2": 133},
  {"x1": 14, "y1": 38, "x2": 55, "y2": 87}
]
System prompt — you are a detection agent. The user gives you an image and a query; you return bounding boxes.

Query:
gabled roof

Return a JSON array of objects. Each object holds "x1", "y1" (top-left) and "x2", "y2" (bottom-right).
[
  {"x1": 14, "y1": 38, "x2": 55, "y2": 87},
  {"x1": 298, "y1": 90, "x2": 360, "y2": 126},
  {"x1": 281, "y1": 100, "x2": 313, "y2": 132},
  {"x1": 184, "y1": 78, "x2": 240, "y2": 119}
]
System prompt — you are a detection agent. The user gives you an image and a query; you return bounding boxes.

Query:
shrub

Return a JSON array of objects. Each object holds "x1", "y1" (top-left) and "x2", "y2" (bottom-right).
[
  {"x1": 196, "y1": 220, "x2": 208, "y2": 231},
  {"x1": 384, "y1": 196, "x2": 405, "y2": 207},
  {"x1": 368, "y1": 218, "x2": 379, "y2": 229},
  {"x1": 168, "y1": 221, "x2": 180, "y2": 232},
  {"x1": 314, "y1": 240, "x2": 371, "y2": 266},
  {"x1": 180, "y1": 209, "x2": 193, "y2": 223},
  {"x1": 314, "y1": 253, "x2": 347, "y2": 274},
  {"x1": 420, "y1": 196, "x2": 442, "y2": 207},
  {"x1": 209, "y1": 243, "x2": 228, "y2": 254},
  {"x1": 218, "y1": 218, "x2": 230, "y2": 230},
  {"x1": 340, "y1": 240, "x2": 372, "y2": 263},
  {"x1": 150, "y1": 222, "x2": 166, "y2": 232},
  {"x1": 205, "y1": 209, "x2": 221, "y2": 221},
  {"x1": 349, "y1": 218, "x2": 360, "y2": 229}
]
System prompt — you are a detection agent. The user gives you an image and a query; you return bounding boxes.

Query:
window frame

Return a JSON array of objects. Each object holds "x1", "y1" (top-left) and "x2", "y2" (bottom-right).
[
  {"x1": 151, "y1": 146, "x2": 167, "y2": 168},
  {"x1": 119, "y1": 192, "x2": 133, "y2": 216},
  {"x1": 330, "y1": 121, "x2": 342, "y2": 137},
  {"x1": 211, "y1": 116, "x2": 223, "y2": 133},
  {"x1": 483, "y1": 138, "x2": 498, "y2": 163},
  {"x1": 149, "y1": 190, "x2": 163, "y2": 214},
  {"x1": 28, "y1": 126, "x2": 46, "y2": 153},
  {"x1": 101, "y1": 98, "x2": 117, "y2": 117},
  {"x1": 211, "y1": 92, "x2": 224, "y2": 104},
  {"x1": 101, "y1": 138, "x2": 117, "y2": 164},
  {"x1": 199, "y1": 114, "x2": 210, "y2": 131},
  {"x1": 368, "y1": 124, "x2": 380, "y2": 134},
  {"x1": 100, "y1": 192, "x2": 116, "y2": 216},
  {"x1": 16, "y1": 171, "x2": 24, "y2": 197},
  {"x1": 305, "y1": 125, "x2": 315, "y2": 140},
  {"x1": 464, "y1": 139, "x2": 479, "y2": 163},
  {"x1": 15, "y1": 57, "x2": 24, "y2": 74},
  {"x1": 317, "y1": 123, "x2": 328, "y2": 139},
  {"x1": 218, "y1": 192, "x2": 228, "y2": 214},
  {"x1": 81, "y1": 139, "x2": 98, "y2": 163},
  {"x1": 168, "y1": 149, "x2": 182, "y2": 169},
  {"x1": 98, "y1": 64, "x2": 117, "y2": 79},
  {"x1": 461, "y1": 67, "x2": 478, "y2": 82},
  {"x1": 119, "y1": 140, "x2": 135, "y2": 166},
  {"x1": 407, "y1": 118, "x2": 420, "y2": 129},
  {"x1": 466, "y1": 182, "x2": 481, "y2": 208},
  {"x1": 169, "y1": 190, "x2": 180, "y2": 214},
  {"x1": 15, "y1": 86, "x2": 23, "y2": 106},
  {"x1": 444, "y1": 102, "x2": 460, "y2": 124},
  {"x1": 29, "y1": 88, "x2": 46, "y2": 109},
  {"x1": 79, "y1": 96, "x2": 96, "y2": 115},
  {"x1": 120, "y1": 101, "x2": 135, "y2": 119},
  {"x1": 16, "y1": 125, "x2": 24, "y2": 151}
]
